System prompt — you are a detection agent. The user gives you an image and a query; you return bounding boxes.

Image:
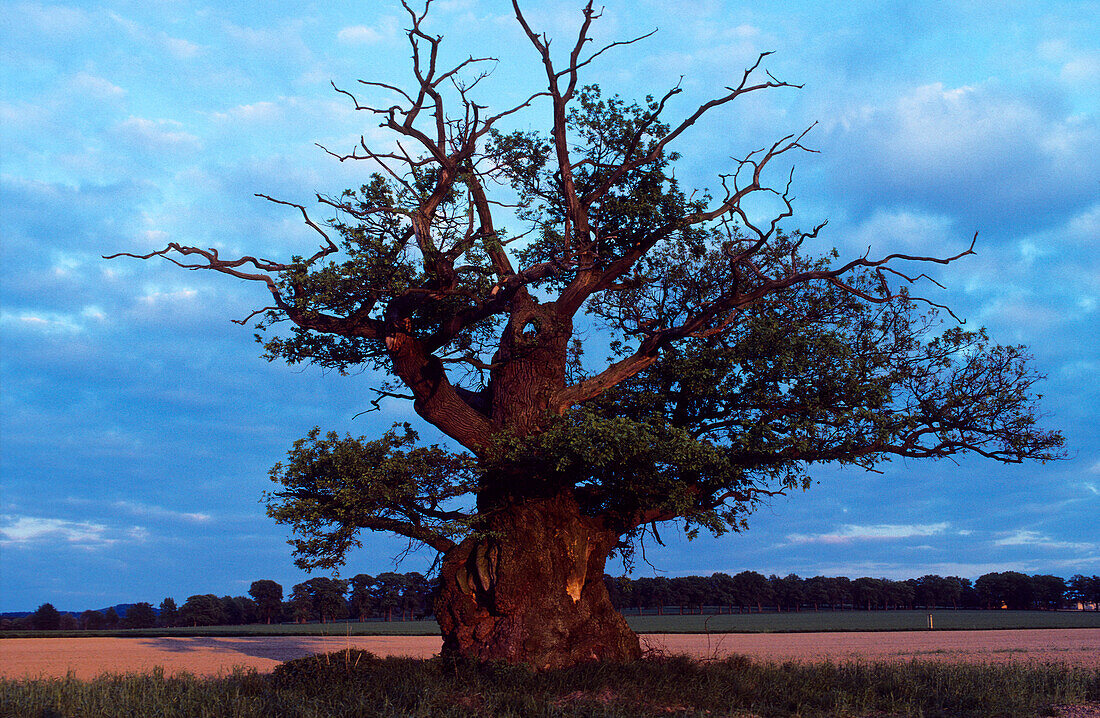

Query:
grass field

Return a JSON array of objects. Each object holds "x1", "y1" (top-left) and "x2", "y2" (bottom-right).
[
  {"x1": 627, "y1": 609, "x2": 1100, "y2": 634},
  {"x1": 3, "y1": 609, "x2": 1097, "y2": 639},
  {"x1": 2, "y1": 651, "x2": 1098, "y2": 717}
]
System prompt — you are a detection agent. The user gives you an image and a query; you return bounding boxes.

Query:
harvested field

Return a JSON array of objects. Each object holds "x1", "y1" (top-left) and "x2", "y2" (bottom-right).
[
  {"x1": 2, "y1": 629, "x2": 1097, "y2": 679},
  {"x1": 0, "y1": 635, "x2": 438, "y2": 679},
  {"x1": 644, "y1": 628, "x2": 1100, "y2": 666}
]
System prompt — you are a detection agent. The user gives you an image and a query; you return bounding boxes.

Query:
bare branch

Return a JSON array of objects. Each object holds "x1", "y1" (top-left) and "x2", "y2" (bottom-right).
[
  {"x1": 254, "y1": 194, "x2": 339, "y2": 260},
  {"x1": 559, "y1": 28, "x2": 658, "y2": 79}
]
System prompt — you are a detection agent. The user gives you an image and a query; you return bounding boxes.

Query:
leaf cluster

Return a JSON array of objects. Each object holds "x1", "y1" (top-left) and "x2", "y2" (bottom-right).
[{"x1": 266, "y1": 425, "x2": 477, "y2": 570}]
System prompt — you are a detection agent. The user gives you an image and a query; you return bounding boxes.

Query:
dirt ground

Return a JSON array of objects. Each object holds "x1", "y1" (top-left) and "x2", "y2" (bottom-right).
[{"x1": 1, "y1": 629, "x2": 1097, "y2": 680}]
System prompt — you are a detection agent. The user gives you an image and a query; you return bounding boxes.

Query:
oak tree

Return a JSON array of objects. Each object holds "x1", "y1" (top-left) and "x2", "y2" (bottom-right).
[
  {"x1": 249, "y1": 579, "x2": 284, "y2": 624},
  {"x1": 179, "y1": 595, "x2": 225, "y2": 627},
  {"x1": 101, "y1": 607, "x2": 120, "y2": 630},
  {"x1": 110, "y1": 1, "x2": 1063, "y2": 668},
  {"x1": 31, "y1": 603, "x2": 61, "y2": 631},
  {"x1": 158, "y1": 597, "x2": 179, "y2": 628},
  {"x1": 79, "y1": 609, "x2": 104, "y2": 631},
  {"x1": 123, "y1": 602, "x2": 157, "y2": 629},
  {"x1": 290, "y1": 577, "x2": 348, "y2": 623}
]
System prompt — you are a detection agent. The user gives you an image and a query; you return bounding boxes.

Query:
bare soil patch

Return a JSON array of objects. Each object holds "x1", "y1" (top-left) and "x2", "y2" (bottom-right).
[{"x1": 1, "y1": 629, "x2": 1097, "y2": 679}]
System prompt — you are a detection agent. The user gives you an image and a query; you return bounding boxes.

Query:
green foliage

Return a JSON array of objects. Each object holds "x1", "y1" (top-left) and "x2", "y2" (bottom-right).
[
  {"x1": 289, "y1": 578, "x2": 348, "y2": 623},
  {"x1": 178, "y1": 595, "x2": 225, "y2": 627},
  {"x1": 31, "y1": 603, "x2": 61, "y2": 631},
  {"x1": 158, "y1": 598, "x2": 178, "y2": 628},
  {"x1": 122, "y1": 603, "x2": 157, "y2": 629},
  {"x1": 499, "y1": 86, "x2": 703, "y2": 278},
  {"x1": 258, "y1": 174, "x2": 501, "y2": 376},
  {"x1": 484, "y1": 407, "x2": 751, "y2": 538},
  {"x1": 101, "y1": 607, "x2": 119, "y2": 630},
  {"x1": 248, "y1": 580, "x2": 283, "y2": 624},
  {"x1": 594, "y1": 237, "x2": 1062, "y2": 468},
  {"x1": 79, "y1": 610, "x2": 104, "y2": 631},
  {"x1": 266, "y1": 425, "x2": 477, "y2": 570}
]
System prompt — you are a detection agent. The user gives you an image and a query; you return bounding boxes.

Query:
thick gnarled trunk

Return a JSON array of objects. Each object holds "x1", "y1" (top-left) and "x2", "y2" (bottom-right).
[{"x1": 435, "y1": 492, "x2": 640, "y2": 669}]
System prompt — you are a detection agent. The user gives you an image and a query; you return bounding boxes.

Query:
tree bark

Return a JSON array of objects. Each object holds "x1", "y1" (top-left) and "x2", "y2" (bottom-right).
[{"x1": 434, "y1": 492, "x2": 641, "y2": 669}]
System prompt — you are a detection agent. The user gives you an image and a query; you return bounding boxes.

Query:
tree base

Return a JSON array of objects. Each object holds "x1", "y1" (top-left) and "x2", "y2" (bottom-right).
[{"x1": 435, "y1": 492, "x2": 641, "y2": 669}]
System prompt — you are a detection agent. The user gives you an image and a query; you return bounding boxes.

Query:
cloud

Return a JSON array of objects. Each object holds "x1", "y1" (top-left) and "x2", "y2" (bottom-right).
[
  {"x1": 11, "y1": 3, "x2": 90, "y2": 36},
  {"x1": 787, "y1": 522, "x2": 950, "y2": 545},
  {"x1": 1038, "y1": 40, "x2": 1100, "y2": 94},
  {"x1": 111, "y1": 501, "x2": 212, "y2": 523},
  {"x1": 1066, "y1": 203, "x2": 1100, "y2": 242},
  {"x1": 0, "y1": 308, "x2": 104, "y2": 334},
  {"x1": 67, "y1": 72, "x2": 126, "y2": 101},
  {"x1": 136, "y1": 285, "x2": 199, "y2": 307},
  {"x1": 337, "y1": 25, "x2": 387, "y2": 45},
  {"x1": 220, "y1": 18, "x2": 309, "y2": 60},
  {"x1": 210, "y1": 101, "x2": 283, "y2": 124},
  {"x1": 162, "y1": 36, "x2": 201, "y2": 60},
  {"x1": 846, "y1": 208, "x2": 956, "y2": 254},
  {"x1": 993, "y1": 530, "x2": 1095, "y2": 552},
  {"x1": 1061, "y1": 53, "x2": 1100, "y2": 88},
  {"x1": 108, "y1": 11, "x2": 201, "y2": 60},
  {"x1": 825, "y1": 82, "x2": 1100, "y2": 230},
  {"x1": 0, "y1": 100, "x2": 52, "y2": 135},
  {"x1": 811, "y1": 561, "x2": 1038, "y2": 581},
  {"x1": 940, "y1": 198, "x2": 1100, "y2": 341},
  {"x1": 112, "y1": 117, "x2": 201, "y2": 154},
  {"x1": 0, "y1": 516, "x2": 146, "y2": 550}
]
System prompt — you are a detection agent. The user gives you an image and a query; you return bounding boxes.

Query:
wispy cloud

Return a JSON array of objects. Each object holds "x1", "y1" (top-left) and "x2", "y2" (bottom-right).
[
  {"x1": 13, "y1": 3, "x2": 90, "y2": 36},
  {"x1": 112, "y1": 117, "x2": 201, "y2": 154},
  {"x1": 0, "y1": 309, "x2": 93, "y2": 334},
  {"x1": 787, "y1": 523, "x2": 950, "y2": 545},
  {"x1": 67, "y1": 72, "x2": 126, "y2": 101},
  {"x1": 812, "y1": 561, "x2": 1039, "y2": 581},
  {"x1": 108, "y1": 11, "x2": 201, "y2": 59},
  {"x1": 826, "y1": 81, "x2": 1100, "y2": 228},
  {"x1": 112, "y1": 501, "x2": 212, "y2": 523},
  {"x1": 0, "y1": 516, "x2": 146, "y2": 550},
  {"x1": 994, "y1": 530, "x2": 1095, "y2": 552},
  {"x1": 846, "y1": 208, "x2": 956, "y2": 254},
  {"x1": 209, "y1": 101, "x2": 283, "y2": 124},
  {"x1": 337, "y1": 25, "x2": 388, "y2": 45}
]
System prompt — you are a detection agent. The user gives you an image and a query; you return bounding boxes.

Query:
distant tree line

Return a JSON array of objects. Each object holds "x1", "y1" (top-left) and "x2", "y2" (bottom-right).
[
  {"x1": 6, "y1": 572, "x2": 1098, "y2": 630},
  {"x1": 0, "y1": 572, "x2": 435, "y2": 631},
  {"x1": 3, "y1": 602, "x2": 156, "y2": 631},
  {"x1": 139, "y1": 572, "x2": 436, "y2": 628},
  {"x1": 604, "y1": 572, "x2": 1100, "y2": 614}
]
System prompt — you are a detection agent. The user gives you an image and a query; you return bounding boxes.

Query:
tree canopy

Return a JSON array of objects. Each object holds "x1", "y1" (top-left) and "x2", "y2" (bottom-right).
[
  {"x1": 249, "y1": 580, "x2": 284, "y2": 624},
  {"x1": 110, "y1": 0, "x2": 1063, "y2": 666},
  {"x1": 31, "y1": 603, "x2": 61, "y2": 631}
]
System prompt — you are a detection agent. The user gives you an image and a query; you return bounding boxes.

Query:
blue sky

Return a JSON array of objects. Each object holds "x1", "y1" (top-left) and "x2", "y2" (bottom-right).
[{"x1": 1, "y1": 0, "x2": 1098, "y2": 612}]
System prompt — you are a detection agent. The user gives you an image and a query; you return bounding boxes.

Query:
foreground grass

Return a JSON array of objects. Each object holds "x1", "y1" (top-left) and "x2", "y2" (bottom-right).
[
  {"x1": 3, "y1": 652, "x2": 1098, "y2": 717},
  {"x1": 5, "y1": 610, "x2": 1098, "y2": 639}
]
